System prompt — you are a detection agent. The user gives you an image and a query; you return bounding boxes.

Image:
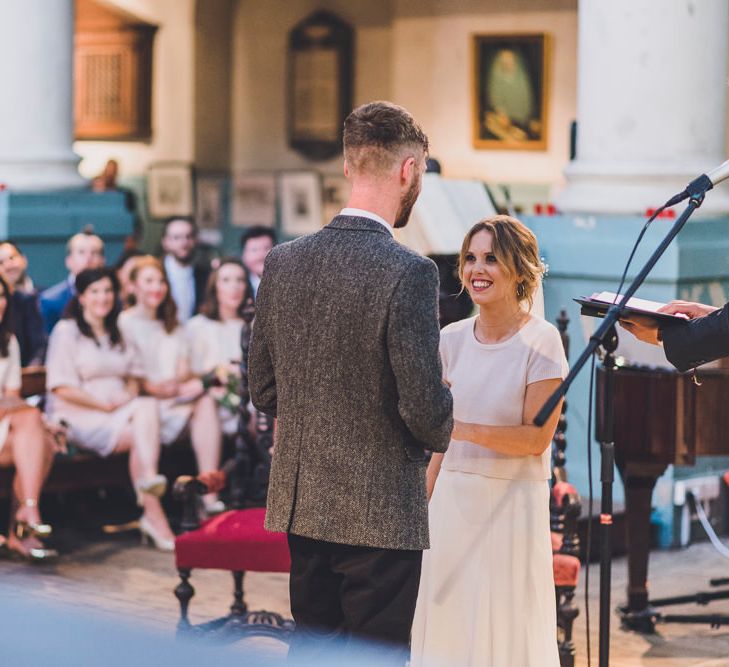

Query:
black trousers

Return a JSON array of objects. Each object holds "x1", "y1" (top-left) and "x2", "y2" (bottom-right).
[{"x1": 287, "y1": 533, "x2": 422, "y2": 666}]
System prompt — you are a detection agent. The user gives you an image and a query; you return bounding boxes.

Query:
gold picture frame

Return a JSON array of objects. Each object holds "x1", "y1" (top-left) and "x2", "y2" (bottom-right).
[{"x1": 472, "y1": 33, "x2": 550, "y2": 151}]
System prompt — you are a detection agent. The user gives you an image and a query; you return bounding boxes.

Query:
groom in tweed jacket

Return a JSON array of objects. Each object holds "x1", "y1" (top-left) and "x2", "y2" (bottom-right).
[{"x1": 249, "y1": 101, "x2": 453, "y2": 662}]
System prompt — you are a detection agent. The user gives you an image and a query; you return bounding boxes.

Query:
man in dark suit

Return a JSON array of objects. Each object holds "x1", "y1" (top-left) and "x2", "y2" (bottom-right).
[
  {"x1": 160, "y1": 217, "x2": 209, "y2": 323},
  {"x1": 621, "y1": 299, "x2": 729, "y2": 371},
  {"x1": 240, "y1": 226, "x2": 277, "y2": 300},
  {"x1": 40, "y1": 232, "x2": 105, "y2": 333},
  {"x1": 249, "y1": 101, "x2": 453, "y2": 663}
]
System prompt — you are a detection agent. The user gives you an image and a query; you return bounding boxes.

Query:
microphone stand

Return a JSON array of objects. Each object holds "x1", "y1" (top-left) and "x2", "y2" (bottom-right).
[{"x1": 534, "y1": 188, "x2": 708, "y2": 667}]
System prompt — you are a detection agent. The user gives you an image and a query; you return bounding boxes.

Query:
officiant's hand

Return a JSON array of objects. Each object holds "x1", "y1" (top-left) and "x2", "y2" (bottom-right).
[
  {"x1": 619, "y1": 315, "x2": 662, "y2": 346},
  {"x1": 657, "y1": 300, "x2": 719, "y2": 319}
]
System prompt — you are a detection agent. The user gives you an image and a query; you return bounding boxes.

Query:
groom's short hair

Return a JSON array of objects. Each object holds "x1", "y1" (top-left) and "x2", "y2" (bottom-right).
[{"x1": 343, "y1": 101, "x2": 429, "y2": 176}]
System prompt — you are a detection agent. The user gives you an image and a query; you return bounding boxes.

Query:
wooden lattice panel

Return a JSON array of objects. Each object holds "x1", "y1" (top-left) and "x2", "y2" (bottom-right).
[{"x1": 74, "y1": 28, "x2": 154, "y2": 140}]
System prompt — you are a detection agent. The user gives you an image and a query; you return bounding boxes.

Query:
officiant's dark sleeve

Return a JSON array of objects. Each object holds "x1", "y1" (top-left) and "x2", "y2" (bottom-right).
[{"x1": 661, "y1": 302, "x2": 729, "y2": 372}]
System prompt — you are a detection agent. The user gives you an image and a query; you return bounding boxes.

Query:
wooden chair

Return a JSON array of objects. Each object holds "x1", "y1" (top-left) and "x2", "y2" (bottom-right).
[
  {"x1": 0, "y1": 367, "x2": 200, "y2": 499},
  {"x1": 550, "y1": 310, "x2": 581, "y2": 667}
]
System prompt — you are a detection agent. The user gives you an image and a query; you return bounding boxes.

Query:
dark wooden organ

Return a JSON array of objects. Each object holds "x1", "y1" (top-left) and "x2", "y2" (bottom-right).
[{"x1": 597, "y1": 365, "x2": 729, "y2": 623}]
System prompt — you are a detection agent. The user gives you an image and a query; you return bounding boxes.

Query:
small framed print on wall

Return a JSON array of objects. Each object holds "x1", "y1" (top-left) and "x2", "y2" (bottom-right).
[
  {"x1": 230, "y1": 172, "x2": 277, "y2": 228},
  {"x1": 278, "y1": 171, "x2": 323, "y2": 237},
  {"x1": 147, "y1": 162, "x2": 194, "y2": 218},
  {"x1": 194, "y1": 173, "x2": 226, "y2": 245},
  {"x1": 472, "y1": 33, "x2": 550, "y2": 151}
]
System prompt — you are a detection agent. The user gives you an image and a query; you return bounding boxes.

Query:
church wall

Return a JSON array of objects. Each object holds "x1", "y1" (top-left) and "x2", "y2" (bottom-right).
[
  {"x1": 230, "y1": 0, "x2": 393, "y2": 175},
  {"x1": 391, "y1": 9, "x2": 578, "y2": 189},
  {"x1": 230, "y1": 0, "x2": 578, "y2": 196}
]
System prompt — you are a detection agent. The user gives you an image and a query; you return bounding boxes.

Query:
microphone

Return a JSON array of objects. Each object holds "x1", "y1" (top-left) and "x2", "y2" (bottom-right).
[
  {"x1": 664, "y1": 158, "x2": 729, "y2": 207},
  {"x1": 706, "y1": 159, "x2": 729, "y2": 187}
]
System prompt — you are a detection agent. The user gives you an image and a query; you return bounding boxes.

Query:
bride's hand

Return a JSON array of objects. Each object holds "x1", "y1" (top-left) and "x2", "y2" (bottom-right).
[{"x1": 451, "y1": 420, "x2": 468, "y2": 440}]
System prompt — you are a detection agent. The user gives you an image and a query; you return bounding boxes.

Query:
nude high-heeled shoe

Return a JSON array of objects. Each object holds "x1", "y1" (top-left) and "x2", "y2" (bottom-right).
[
  {"x1": 139, "y1": 516, "x2": 175, "y2": 552},
  {"x1": 134, "y1": 474, "x2": 168, "y2": 506}
]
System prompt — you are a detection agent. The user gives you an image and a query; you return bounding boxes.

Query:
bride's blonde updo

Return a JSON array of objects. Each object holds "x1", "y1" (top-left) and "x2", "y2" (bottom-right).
[{"x1": 457, "y1": 215, "x2": 545, "y2": 312}]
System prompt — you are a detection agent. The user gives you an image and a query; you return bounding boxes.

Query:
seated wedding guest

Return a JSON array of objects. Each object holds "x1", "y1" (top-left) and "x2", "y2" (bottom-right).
[
  {"x1": 0, "y1": 242, "x2": 47, "y2": 366},
  {"x1": 45, "y1": 267, "x2": 175, "y2": 551},
  {"x1": 186, "y1": 259, "x2": 251, "y2": 435},
  {"x1": 119, "y1": 256, "x2": 223, "y2": 513},
  {"x1": 160, "y1": 218, "x2": 209, "y2": 323},
  {"x1": 0, "y1": 272, "x2": 62, "y2": 561},
  {"x1": 40, "y1": 232, "x2": 105, "y2": 333},
  {"x1": 114, "y1": 248, "x2": 144, "y2": 307},
  {"x1": 411, "y1": 216, "x2": 566, "y2": 667},
  {"x1": 240, "y1": 226, "x2": 276, "y2": 300},
  {"x1": 0, "y1": 242, "x2": 35, "y2": 293},
  {"x1": 13, "y1": 287, "x2": 47, "y2": 367}
]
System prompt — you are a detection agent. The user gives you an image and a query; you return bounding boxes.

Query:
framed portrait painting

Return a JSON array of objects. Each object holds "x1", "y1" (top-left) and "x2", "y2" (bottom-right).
[{"x1": 472, "y1": 33, "x2": 550, "y2": 151}]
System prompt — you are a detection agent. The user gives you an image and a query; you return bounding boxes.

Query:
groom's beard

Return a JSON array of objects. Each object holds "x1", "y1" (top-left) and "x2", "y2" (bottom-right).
[{"x1": 394, "y1": 175, "x2": 421, "y2": 229}]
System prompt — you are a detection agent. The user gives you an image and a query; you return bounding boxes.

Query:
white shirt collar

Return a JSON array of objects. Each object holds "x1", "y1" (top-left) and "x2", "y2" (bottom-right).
[
  {"x1": 164, "y1": 254, "x2": 193, "y2": 276},
  {"x1": 339, "y1": 208, "x2": 394, "y2": 236},
  {"x1": 164, "y1": 254, "x2": 195, "y2": 322}
]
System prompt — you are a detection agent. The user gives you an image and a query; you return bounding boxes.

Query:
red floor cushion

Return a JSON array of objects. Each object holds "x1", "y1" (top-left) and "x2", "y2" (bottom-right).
[{"x1": 175, "y1": 507, "x2": 291, "y2": 573}]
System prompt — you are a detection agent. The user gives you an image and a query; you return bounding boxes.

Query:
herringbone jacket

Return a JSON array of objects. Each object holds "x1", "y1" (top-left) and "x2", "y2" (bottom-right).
[{"x1": 249, "y1": 215, "x2": 453, "y2": 550}]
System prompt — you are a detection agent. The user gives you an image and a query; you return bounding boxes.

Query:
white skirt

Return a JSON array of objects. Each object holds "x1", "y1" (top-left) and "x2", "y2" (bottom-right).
[{"x1": 410, "y1": 468, "x2": 559, "y2": 667}]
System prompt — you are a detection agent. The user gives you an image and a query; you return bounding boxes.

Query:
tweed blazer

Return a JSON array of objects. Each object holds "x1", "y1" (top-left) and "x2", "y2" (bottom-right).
[
  {"x1": 661, "y1": 302, "x2": 729, "y2": 372},
  {"x1": 249, "y1": 215, "x2": 453, "y2": 550}
]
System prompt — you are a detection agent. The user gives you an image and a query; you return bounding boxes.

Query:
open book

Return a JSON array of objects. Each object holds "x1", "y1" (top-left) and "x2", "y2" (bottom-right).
[{"x1": 574, "y1": 291, "x2": 689, "y2": 324}]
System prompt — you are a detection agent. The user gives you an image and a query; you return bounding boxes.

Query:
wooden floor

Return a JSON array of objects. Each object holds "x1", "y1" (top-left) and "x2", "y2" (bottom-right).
[{"x1": 2, "y1": 527, "x2": 729, "y2": 666}]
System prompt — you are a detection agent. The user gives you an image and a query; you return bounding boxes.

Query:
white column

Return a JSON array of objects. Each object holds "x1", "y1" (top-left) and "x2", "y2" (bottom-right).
[
  {"x1": 0, "y1": 0, "x2": 85, "y2": 190},
  {"x1": 556, "y1": 0, "x2": 729, "y2": 215}
]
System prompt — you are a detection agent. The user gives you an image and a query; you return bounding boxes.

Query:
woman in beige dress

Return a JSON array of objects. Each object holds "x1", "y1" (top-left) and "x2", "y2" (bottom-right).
[
  {"x1": 119, "y1": 256, "x2": 222, "y2": 513},
  {"x1": 186, "y1": 259, "x2": 251, "y2": 435},
  {"x1": 411, "y1": 216, "x2": 567, "y2": 667},
  {"x1": 45, "y1": 267, "x2": 175, "y2": 551},
  {"x1": 0, "y1": 273, "x2": 60, "y2": 561}
]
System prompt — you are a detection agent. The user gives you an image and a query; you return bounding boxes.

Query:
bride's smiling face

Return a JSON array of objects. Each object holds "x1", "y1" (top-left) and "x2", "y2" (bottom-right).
[{"x1": 462, "y1": 230, "x2": 519, "y2": 307}]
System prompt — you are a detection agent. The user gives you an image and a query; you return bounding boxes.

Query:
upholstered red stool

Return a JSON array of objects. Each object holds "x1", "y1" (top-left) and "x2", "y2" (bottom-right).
[{"x1": 174, "y1": 507, "x2": 294, "y2": 640}]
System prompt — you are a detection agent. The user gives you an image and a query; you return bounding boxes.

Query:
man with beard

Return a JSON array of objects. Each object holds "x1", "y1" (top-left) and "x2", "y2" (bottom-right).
[
  {"x1": 160, "y1": 217, "x2": 209, "y2": 323},
  {"x1": 249, "y1": 101, "x2": 453, "y2": 664}
]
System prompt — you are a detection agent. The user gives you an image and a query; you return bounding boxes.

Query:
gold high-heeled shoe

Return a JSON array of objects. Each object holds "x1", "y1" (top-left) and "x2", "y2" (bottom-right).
[
  {"x1": 139, "y1": 516, "x2": 175, "y2": 552},
  {"x1": 14, "y1": 499, "x2": 52, "y2": 540}
]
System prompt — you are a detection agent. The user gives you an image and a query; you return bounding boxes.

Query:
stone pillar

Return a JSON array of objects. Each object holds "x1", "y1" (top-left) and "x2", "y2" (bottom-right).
[
  {"x1": 0, "y1": 0, "x2": 85, "y2": 190},
  {"x1": 557, "y1": 0, "x2": 729, "y2": 215}
]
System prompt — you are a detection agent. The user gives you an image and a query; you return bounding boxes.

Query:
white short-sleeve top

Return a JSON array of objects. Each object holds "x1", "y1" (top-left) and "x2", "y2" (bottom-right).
[
  {"x1": 439, "y1": 314, "x2": 568, "y2": 481},
  {"x1": 118, "y1": 310, "x2": 189, "y2": 383},
  {"x1": 185, "y1": 314, "x2": 243, "y2": 375}
]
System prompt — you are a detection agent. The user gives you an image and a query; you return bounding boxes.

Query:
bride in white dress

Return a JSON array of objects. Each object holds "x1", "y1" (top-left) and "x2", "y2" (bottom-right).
[{"x1": 410, "y1": 215, "x2": 567, "y2": 667}]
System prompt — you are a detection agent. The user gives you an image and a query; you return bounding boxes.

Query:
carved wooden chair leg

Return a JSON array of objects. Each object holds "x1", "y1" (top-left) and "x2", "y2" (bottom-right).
[
  {"x1": 230, "y1": 571, "x2": 248, "y2": 616},
  {"x1": 175, "y1": 568, "x2": 195, "y2": 633},
  {"x1": 556, "y1": 585, "x2": 578, "y2": 667}
]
